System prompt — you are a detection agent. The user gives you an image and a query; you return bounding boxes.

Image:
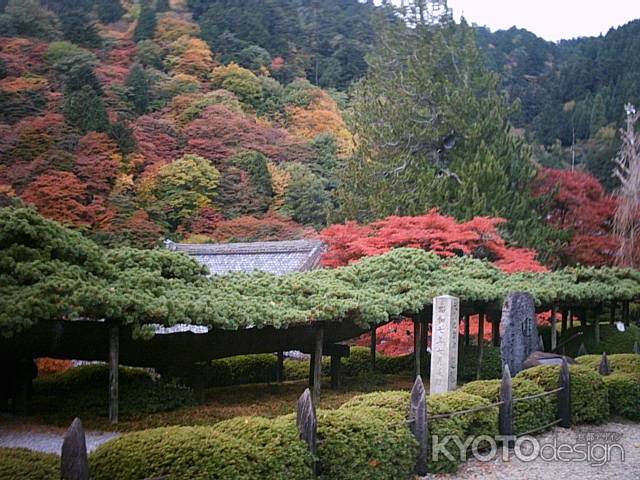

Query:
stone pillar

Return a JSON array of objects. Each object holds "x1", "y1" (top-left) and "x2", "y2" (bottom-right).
[
  {"x1": 499, "y1": 292, "x2": 538, "y2": 376},
  {"x1": 429, "y1": 295, "x2": 460, "y2": 395}
]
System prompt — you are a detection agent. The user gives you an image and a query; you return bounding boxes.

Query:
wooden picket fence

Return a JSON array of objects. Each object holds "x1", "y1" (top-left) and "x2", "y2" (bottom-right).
[
  {"x1": 60, "y1": 358, "x2": 575, "y2": 480},
  {"x1": 295, "y1": 358, "x2": 573, "y2": 477}
]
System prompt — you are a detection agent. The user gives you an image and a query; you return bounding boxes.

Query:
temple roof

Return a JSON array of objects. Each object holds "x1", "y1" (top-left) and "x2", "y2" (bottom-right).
[{"x1": 165, "y1": 239, "x2": 325, "y2": 276}]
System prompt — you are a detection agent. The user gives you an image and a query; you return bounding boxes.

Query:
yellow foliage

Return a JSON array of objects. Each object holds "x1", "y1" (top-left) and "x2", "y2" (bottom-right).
[
  {"x1": 563, "y1": 100, "x2": 576, "y2": 113},
  {"x1": 166, "y1": 35, "x2": 216, "y2": 79},
  {"x1": 0, "y1": 75, "x2": 48, "y2": 93},
  {"x1": 267, "y1": 161, "x2": 290, "y2": 210},
  {"x1": 183, "y1": 233, "x2": 213, "y2": 244},
  {"x1": 210, "y1": 63, "x2": 257, "y2": 87},
  {"x1": 0, "y1": 184, "x2": 16, "y2": 198},
  {"x1": 154, "y1": 12, "x2": 200, "y2": 44}
]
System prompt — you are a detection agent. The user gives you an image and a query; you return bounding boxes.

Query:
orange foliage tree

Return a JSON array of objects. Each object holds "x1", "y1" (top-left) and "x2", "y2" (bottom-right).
[{"x1": 74, "y1": 132, "x2": 122, "y2": 196}]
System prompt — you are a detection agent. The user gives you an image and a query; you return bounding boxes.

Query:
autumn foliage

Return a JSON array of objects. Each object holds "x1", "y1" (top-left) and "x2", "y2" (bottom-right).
[
  {"x1": 320, "y1": 210, "x2": 547, "y2": 273},
  {"x1": 533, "y1": 167, "x2": 618, "y2": 266}
]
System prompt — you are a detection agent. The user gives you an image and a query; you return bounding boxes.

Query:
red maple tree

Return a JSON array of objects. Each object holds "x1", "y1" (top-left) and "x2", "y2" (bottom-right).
[
  {"x1": 320, "y1": 210, "x2": 546, "y2": 273},
  {"x1": 533, "y1": 168, "x2": 618, "y2": 266}
]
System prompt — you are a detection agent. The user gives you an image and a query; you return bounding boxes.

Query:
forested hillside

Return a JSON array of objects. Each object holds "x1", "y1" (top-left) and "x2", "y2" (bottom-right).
[{"x1": 0, "y1": 0, "x2": 638, "y2": 268}]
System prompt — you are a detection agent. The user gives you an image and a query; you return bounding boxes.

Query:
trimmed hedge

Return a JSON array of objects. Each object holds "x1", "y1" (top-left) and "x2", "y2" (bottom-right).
[
  {"x1": 460, "y1": 377, "x2": 555, "y2": 435},
  {"x1": 427, "y1": 391, "x2": 498, "y2": 473},
  {"x1": 90, "y1": 426, "x2": 272, "y2": 480},
  {"x1": 339, "y1": 390, "x2": 410, "y2": 413},
  {"x1": 602, "y1": 373, "x2": 640, "y2": 421},
  {"x1": 33, "y1": 364, "x2": 193, "y2": 417},
  {"x1": 562, "y1": 324, "x2": 640, "y2": 356},
  {"x1": 0, "y1": 448, "x2": 57, "y2": 480},
  {"x1": 211, "y1": 415, "x2": 313, "y2": 479},
  {"x1": 575, "y1": 353, "x2": 640, "y2": 375},
  {"x1": 516, "y1": 364, "x2": 609, "y2": 424},
  {"x1": 316, "y1": 406, "x2": 418, "y2": 480}
]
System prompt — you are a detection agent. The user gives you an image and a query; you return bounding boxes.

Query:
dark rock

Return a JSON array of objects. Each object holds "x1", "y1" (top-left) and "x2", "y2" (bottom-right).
[{"x1": 500, "y1": 292, "x2": 538, "y2": 375}]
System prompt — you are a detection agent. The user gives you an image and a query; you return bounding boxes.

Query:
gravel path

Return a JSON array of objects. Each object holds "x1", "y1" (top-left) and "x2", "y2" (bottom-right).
[
  {"x1": 0, "y1": 416, "x2": 118, "y2": 455},
  {"x1": 421, "y1": 421, "x2": 640, "y2": 480}
]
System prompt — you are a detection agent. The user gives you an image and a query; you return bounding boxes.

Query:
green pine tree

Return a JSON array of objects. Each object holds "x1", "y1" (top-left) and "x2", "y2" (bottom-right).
[
  {"x1": 134, "y1": 1, "x2": 157, "y2": 42},
  {"x1": 337, "y1": 1, "x2": 561, "y2": 257},
  {"x1": 125, "y1": 64, "x2": 151, "y2": 115},
  {"x1": 63, "y1": 85, "x2": 109, "y2": 134}
]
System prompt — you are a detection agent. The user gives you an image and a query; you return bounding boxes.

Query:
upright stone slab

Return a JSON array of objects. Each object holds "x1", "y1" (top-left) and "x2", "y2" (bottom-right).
[
  {"x1": 499, "y1": 292, "x2": 538, "y2": 375},
  {"x1": 429, "y1": 295, "x2": 460, "y2": 394}
]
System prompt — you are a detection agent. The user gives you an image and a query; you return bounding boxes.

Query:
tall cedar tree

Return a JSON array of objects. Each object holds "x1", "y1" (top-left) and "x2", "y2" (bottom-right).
[
  {"x1": 59, "y1": 8, "x2": 102, "y2": 48},
  {"x1": 338, "y1": 1, "x2": 560, "y2": 259},
  {"x1": 63, "y1": 85, "x2": 109, "y2": 134},
  {"x1": 126, "y1": 64, "x2": 151, "y2": 115},
  {"x1": 134, "y1": 1, "x2": 158, "y2": 42},
  {"x1": 96, "y1": 0, "x2": 125, "y2": 24}
]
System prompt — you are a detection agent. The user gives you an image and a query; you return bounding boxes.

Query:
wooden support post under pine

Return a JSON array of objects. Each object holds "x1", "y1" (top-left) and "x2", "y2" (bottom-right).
[
  {"x1": 370, "y1": 325, "x2": 377, "y2": 370},
  {"x1": 330, "y1": 354, "x2": 341, "y2": 390},
  {"x1": 623, "y1": 301, "x2": 630, "y2": 326},
  {"x1": 594, "y1": 313, "x2": 601, "y2": 347},
  {"x1": 413, "y1": 317, "x2": 422, "y2": 379},
  {"x1": 108, "y1": 324, "x2": 119, "y2": 424},
  {"x1": 558, "y1": 359, "x2": 572, "y2": 428},
  {"x1": 550, "y1": 306, "x2": 557, "y2": 351},
  {"x1": 499, "y1": 365, "x2": 514, "y2": 446},
  {"x1": 610, "y1": 302, "x2": 616, "y2": 325},
  {"x1": 561, "y1": 309, "x2": 568, "y2": 334},
  {"x1": 476, "y1": 312, "x2": 485, "y2": 380},
  {"x1": 491, "y1": 315, "x2": 500, "y2": 347},
  {"x1": 276, "y1": 351, "x2": 284, "y2": 383},
  {"x1": 464, "y1": 315, "x2": 470, "y2": 346},
  {"x1": 312, "y1": 324, "x2": 324, "y2": 403}
]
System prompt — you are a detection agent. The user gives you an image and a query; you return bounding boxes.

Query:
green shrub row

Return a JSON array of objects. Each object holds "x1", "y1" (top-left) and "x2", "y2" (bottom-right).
[
  {"x1": 516, "y1": 364, "x2": 609, "y2": 424},
  {"x1": 33, "y1": 364, "x2": 194, "y2": 418},
  {"x1": 179, "y1": 341, "x2": 503, "y2": 390},
  {"x1": 561, "y1": 324, "x2": 640, "y2": 356},
  {"x1": 0, "y1": 448, "x2": 57, "y2": 480},
  {"x1": 460, "y1": 377, "x2": 555, "y2": 435}
]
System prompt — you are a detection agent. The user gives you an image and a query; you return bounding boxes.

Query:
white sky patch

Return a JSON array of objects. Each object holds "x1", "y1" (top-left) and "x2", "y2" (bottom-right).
[{"x1": 446, "y1": 0, "x2": 640, "y2": 41}]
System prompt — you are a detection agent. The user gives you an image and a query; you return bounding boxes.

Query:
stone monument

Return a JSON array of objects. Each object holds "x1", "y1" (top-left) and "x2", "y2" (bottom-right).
[
  {"x1": 500, "y1": 292, "x2": 538, "y2": 375},
  {"x1": 429, "y1": 295, "x2": 460, "y2": 394}
]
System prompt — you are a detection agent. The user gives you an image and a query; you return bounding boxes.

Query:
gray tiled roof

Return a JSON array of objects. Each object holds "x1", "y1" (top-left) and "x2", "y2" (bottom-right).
[{"x1": 165, "y1": 239, "x2": 325, "y2": 276}]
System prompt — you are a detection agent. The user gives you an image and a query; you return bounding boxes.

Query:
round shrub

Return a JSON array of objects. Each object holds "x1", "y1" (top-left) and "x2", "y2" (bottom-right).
[
  {"x1": 90, "y1": 426, "x2": 267, "y2": 480},
  {"x1": 339, "y1": 390, "x2": 410, "y2": 413},
  {"x1": 517, "y1": 364, "x2": 609, "y2": 424},
  {"x1": 316, "y1": 406, "x2": 418, "y2": 480},
  {"x1": 575, "y1": 353, "x2": 640, "y2": 375},
  {"x1": 602, "y1": 372, "x2": 640, "y2": 421},
  {"x1": 211, "y1": 415, "x2": 313, "y2": 479},
  {"x1": 426, "y1": 391, "x2": 498, "y2": 473},
  {"x1": 0, "y1": 448, "x2": 57, "y2": 480},
  {"x1": 205, "y1": 354, "x2": 277, "y2": 386},
  {"x1": 460, "y1": 377, "x2": 555, "y2": 435}
]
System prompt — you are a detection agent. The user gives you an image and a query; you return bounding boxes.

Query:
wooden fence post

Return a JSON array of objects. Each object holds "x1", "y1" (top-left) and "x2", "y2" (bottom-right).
[
  {"x1": 558, "y1": 359, "x2": 571, "y2": 428},
  {"x1": 296, "y1": 388, "x2": 317, "y2": 474},
  {"x1": 409, "y1": 376, "x2": 428, "y2": 476},
  {"x1": 598, "y1": 352, "x2": 611, "y2": 376},
  {"x1": 108, "y1": 324, "x2": 119, "y2": 424},
  {"x1": 634, "y1": 341, "x2": 640, "y2": 355},
  {"x1": 370, "y1": 325, "x2": 377, "y2": 371},
  {"x1": 476, "y1": 312, "x2": 485, "y2": 380},
  {"x1": 61, "y1": 418, "x2": 89, "y2": 480},
  {"x1": 577, "y1": 343, "x2": 587, "y2": 356},
  {"x1": 312, "y1": 324, "x2": 324, "y2": 403},
  {"x1": 499, "y1": 365, "x2": 514, "y2": 446}
]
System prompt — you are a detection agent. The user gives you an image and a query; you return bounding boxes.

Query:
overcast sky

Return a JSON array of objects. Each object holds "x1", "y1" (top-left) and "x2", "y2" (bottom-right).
[{"x1": 446, "y1": 0, "x2": 640, "y2": 41}]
